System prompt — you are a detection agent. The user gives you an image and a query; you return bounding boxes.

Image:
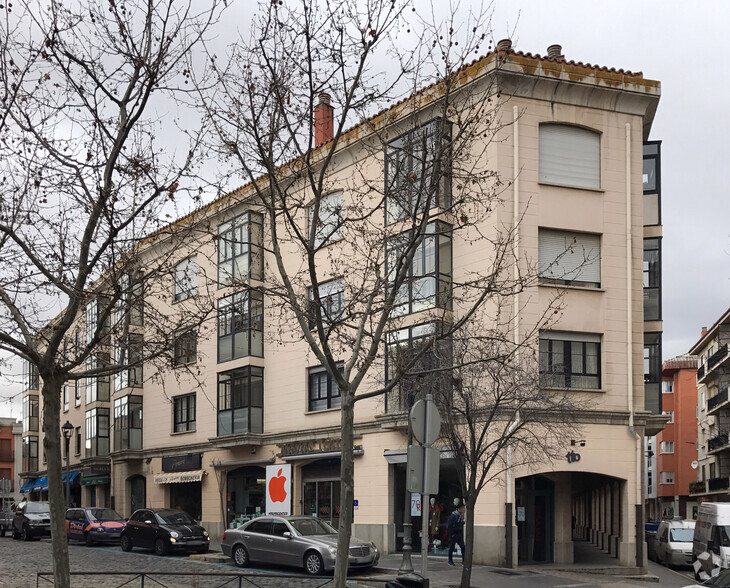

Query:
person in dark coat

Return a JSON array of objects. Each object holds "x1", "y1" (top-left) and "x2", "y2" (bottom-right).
[{"x1": 447, "y1": 504, "x2": 465, "y2": 565}]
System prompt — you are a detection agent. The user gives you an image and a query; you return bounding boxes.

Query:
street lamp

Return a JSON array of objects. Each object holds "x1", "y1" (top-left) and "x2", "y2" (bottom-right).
[{"x1": 62, "y1": 421, "x2": 73, "y2": 508}]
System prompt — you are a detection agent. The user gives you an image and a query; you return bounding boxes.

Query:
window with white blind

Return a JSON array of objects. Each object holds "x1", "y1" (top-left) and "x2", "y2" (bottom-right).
[
  {"x1": 660, "y1": 441, "x2": 674, "y2": 454},
  {"x1": 539, "y1": 124, "x2": 601, "y2": 189},
  {"x1": 538, "y1": 229, "x2": 601, "y2": 288}
]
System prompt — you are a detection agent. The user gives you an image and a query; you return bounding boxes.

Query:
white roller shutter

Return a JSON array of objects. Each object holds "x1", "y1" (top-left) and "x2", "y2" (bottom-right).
[
  {"x1": 539, "y1": 124, "x2": 600, "y2": 189},
  {"x1": 539, "y1": 229, "x2": 600, "y2": 286}
]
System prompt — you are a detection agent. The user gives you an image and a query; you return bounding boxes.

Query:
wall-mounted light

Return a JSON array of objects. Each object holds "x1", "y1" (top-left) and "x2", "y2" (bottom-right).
[
  {"x1": 250, "y1": 447, "x2": 257, "y2": 455},
  {"x1": 571, "y1": 439, "x2": 586, "y2": 447}
]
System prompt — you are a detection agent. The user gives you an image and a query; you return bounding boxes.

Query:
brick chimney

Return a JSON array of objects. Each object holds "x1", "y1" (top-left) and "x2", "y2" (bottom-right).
[
  {"x1": 702, "y1": 326, "x2": 708, "y2": 338},
  {"x1": 314, "y1": 92, "x2": 334, "y2": 147}
]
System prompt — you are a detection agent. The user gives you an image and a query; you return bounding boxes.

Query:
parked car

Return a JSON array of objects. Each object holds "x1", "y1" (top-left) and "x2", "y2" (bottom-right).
[
  {"x1": 693, "y1": 503, "x2": 730, "y2": 581},
  {"x1": 12, "y1": 501, "x2": 51, "y2": 541},
  {"x1": 221, "y1": 515, "x2": 379, "y2": 576},
  {"x1": 120, "y1": 508, "x2": 209, "y2": 555},
  {"x1": 66, "y1": 507, "x2": 126, "y2": 546},
  {"x1": 0, "y1": 503, "x2": 15, "y2": 537},
  {"x1": 656, "y1": 518, "x2": 695, "y2": 568}
]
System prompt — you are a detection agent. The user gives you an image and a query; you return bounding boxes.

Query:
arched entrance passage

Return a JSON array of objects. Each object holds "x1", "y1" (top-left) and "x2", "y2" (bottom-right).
[
  {"x1": 128, "y1": 475, "x2": 146, "y2": 514},
  {"x1": 516, "y1": 471, "x2": 626, "y2": 566}
]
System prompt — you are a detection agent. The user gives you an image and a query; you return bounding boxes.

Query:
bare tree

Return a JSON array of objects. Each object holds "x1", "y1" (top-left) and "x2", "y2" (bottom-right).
[
  {"x1": 0, "y1": 1, "x2": 223, "y2": 586},
  {"x1": 434, "y1": 322, "x2": 582, "y2": 588},
  {"x1": 192, "y1": 1, "x2": 561, "y2": 585}
]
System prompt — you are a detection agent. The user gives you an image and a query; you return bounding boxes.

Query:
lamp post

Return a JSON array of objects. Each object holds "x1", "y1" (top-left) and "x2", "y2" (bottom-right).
[{"x1": 62, "y1": 421, "x2": 73, "y2": 508}]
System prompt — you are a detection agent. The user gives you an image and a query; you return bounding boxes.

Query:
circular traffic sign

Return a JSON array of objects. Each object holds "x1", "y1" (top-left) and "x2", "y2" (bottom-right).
[{"x1": 409, "y1": 398, "x2": 441, "y2": 445}]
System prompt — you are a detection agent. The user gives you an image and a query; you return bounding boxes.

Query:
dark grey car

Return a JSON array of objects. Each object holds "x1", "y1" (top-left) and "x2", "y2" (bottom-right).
[
  {"x1": 221, "y1": 515, "x2": 379, "y2": 575},
  {"x1": 12, "y1": 501, "x2": 51, "y2": 541}
]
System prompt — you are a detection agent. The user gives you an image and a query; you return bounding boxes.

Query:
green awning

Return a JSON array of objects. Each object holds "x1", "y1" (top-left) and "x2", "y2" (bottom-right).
[{"x1": 81, "y1": 475, "x2": 110, "y2": 486}]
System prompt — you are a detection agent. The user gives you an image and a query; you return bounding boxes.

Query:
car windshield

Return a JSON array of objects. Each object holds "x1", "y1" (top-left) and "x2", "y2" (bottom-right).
[
  {"x1": 25, "y1": 502, "x2": 49, "y2": 514},
  {"x1": 155, "y1": 510, "x2": 196, "y2": 525},
  {"x1": 669, "y1": 528, "x2": 694, "y2": 542},
  {"x1": 289, "y1": 518, "x2": 337, "y2": 536},
  {"x1": 88, "y1": 508, "x2": 122, "y2": 522}
]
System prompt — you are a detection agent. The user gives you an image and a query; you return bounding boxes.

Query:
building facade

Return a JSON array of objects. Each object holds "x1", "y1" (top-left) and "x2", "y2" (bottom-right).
[
  {"x1": 0, "y1": 417, "x2": 21, "y2": 507},
  {"x1": 649, "y1": 356, "x2": 698, "y2": 520},
  {"x1": 689, "y1": 309, "x2": 730, "y2": 504},
  {"x1": 19, "y1": 42, "x2": 663, "y2": 568}
]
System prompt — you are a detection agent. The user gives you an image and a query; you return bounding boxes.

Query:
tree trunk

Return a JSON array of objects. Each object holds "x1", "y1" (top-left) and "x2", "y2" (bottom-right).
[
  {"x1": 334, "y1": 392, "x2": 355, "y2": 587},
  {"x1": 43, "y1": 378, "x2": 71, "y2": 588},
  {"x1": 460, "y1": 497, "x2": 476, "y2": 588}
]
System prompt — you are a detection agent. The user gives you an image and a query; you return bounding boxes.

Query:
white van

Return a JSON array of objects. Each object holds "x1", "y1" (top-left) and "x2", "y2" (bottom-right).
[{"x1": 693, "y1": 503, "x2": 730, "y2": 581}]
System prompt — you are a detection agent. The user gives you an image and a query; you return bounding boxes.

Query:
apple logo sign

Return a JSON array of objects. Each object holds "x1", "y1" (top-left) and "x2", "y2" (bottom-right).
[{"x1": 269, "y1": 468, "x2": 287, "y2": 503}]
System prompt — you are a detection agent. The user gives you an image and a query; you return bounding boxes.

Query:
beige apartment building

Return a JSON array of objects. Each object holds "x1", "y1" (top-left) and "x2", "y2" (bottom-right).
[
  {"x1": 19, "y1": 42, "x2": 664, "y2": 568},
  {"x1": 689, "y1": 308, "x2": 730, "y2": 503}
]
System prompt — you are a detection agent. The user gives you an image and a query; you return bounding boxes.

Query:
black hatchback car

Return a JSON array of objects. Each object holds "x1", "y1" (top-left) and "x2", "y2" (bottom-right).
[{"x1": 120, "y1": 508, "x2": 210, "y2": 555}]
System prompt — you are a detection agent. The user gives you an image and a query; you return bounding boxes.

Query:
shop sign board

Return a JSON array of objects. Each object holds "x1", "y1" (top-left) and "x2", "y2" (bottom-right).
[
  {"x1": 162, "y1": 453, "x2": 202, "y2": 472},
  {"x1": 265, "y1": 464, "x2": 292, "y2": 516}
]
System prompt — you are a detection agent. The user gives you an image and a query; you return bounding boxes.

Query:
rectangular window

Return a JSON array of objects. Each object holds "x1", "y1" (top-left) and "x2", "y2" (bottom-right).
[
  {"x1": 385, "y1": 118, "x2": 452, "y2": 225},
  {"x1": 113, "y1": 395, "x2": 143, "y2": 451},
  {"x1": 309, "y1": 191, "x2": 344, "y2": 247},
  {"x1": 539, "y1": 124, "x2": 601, "y2": 189},
  {"x1": 643, "y1": 141, "x2": 661, "y2": 225},
  {"x1": 74, "y1": 380, "x2": 81, "y2": 407},
  {"x1": 308, "y1": 365, "x2": 343, "y2": 412},
  {"x1": 173, "y1": 394, "x2": 196, "y2": 433},
  {"x1": 660, "y1": 441, "x2": 675, "y2": 454},
  {"x1": 63, "y1": 384, "x2": 69, "y2": 412},
  {"x1": 74, "y1": 427, "x2": 81, "y2": 456},
  {"x1": 86, "y1": 353, "x2": 110, "y2": 403},
  {"x1": 217, "y1": 366, "x2": 264, "y2": 436},
  {"x1": 218, "y1": 211, "x2": 264, "y2": 285},
  {"x1": 174, "y1": 330, "x2": 198, "y2": 366},
  {"x1": 386, "y1": 221, "x2": 452, "y2": 317},
  {"x1": 308, "y1": 279, "x2": 344, "y2": 328},
  {"x1": 85, "y1": 407, "x2": 109, "y2": 458},
  {"x1": 217, "y1": 291, "x2": 264, "y2": 362},
  {"x1": 538, "y1": 229, "x2": 600, "y2": 288},
  {"x1": 22, "y1": 436, "x2": 38, "y2": 473},
  {"x1": 662, "y1": 410, "x2": 674, "y2": 423},
  {"x1": 175, "y1": 256, "x2": 198, "y2": 301},
  {"x1": 385, "y1": 322, "x2": 451, "y2": 413},
  {"x1": 112, "y1": 272, "x2": 144, "y2": 328},
  {"x1": 23, "y1": 395, "x2": 39, "y2": 433},
  {"x1": 644, "y1": 332, "x2": 662, "y2": 414},
  {"x1": 74, "y1": 327, "x2": 82, "y2": 359},
  {"x1": 663, "y1": 380, "x2": 673, "y2": 394},
  {"x1": 660, "y1": 471, "x2": 674, "y2": 484},
  {"x1": 539, "y1": 331, "x2": 601, "y2": 390},
  {"x1": 643, "y1": 238, "x2": 661, "y2": 321},
  {"x1": 23, "y1": 360, "x2": 39, "y2": 391},
  {"x1": 85, "y1": 297, "x2": 111, "y2": 344},
  {"x1": 114, "y1": 334, "x2": 143, "y2": 391}
]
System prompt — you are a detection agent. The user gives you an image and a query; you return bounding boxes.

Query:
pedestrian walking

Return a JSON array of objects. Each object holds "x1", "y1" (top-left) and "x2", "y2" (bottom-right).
[{"x1": 447, "y1": 504, "x2": 465, "y2": 566}]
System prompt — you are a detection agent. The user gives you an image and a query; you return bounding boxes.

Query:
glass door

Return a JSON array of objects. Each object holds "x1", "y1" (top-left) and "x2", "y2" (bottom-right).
[{"x1": 303, "y1": 480, "x2": 341, "y2": 529}]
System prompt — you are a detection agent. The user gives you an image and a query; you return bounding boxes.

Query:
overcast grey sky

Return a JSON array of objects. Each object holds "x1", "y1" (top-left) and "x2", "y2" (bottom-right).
[{"x1": 0, "y1": 0, "x2": 726, "y2": 418}]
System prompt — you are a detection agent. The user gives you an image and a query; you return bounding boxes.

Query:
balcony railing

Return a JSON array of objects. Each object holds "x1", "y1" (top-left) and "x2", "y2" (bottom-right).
[
  {"x1": 708, "y1": 433, "x2": 730, "y2": 452},
  {"x1": 690, "y1": 480, "x2": 707, "y2": 494},
  {"x1": 709, "y1": 477, "x2": 730, "y2": 492},
  {"x1": 708, "y1": 344, "x2": 729, "y2": 371},
  {"x1": 698, "y1": 364, "x2": 706, "y2": 381},
  {"x1": 708, "y1": 387, "x2": 729, "y2": 412}
]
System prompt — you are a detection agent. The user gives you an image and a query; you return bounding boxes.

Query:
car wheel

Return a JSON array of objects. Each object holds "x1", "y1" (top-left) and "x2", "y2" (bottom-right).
[
  {"x1": 304, "y1": 551, "x2": 324, "y2": 576},
  {"x1": 120, "y1": 534, "x2": 133, "y2": 552},
  {"x1": 21, "y1": 525, "x2": 30, "y2": 542},
  {"x1": 84, "y1": 532, "x2": 94, "y2": 547},
  {"x1": 154, "y1": 538, "x2": 169, "y2": 556},
  {"x1": 232, "y1": 544, "x2": 249, "y2": 568}
]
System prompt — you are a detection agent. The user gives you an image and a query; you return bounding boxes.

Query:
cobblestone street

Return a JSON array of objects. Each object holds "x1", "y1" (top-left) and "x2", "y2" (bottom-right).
[{"x1": 0, "y1": 536, "x2": 385, "y2": 588}]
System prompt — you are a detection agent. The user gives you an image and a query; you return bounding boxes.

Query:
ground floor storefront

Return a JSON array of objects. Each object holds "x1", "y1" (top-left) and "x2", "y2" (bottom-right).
[{"x1": 98, "y1": 421, "x2": 645, "y2": 569}]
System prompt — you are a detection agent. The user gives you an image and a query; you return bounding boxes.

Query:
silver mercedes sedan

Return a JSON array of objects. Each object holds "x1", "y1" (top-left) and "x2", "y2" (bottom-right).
[{"x1": 221, "y1": 515, "x2": 379, "y2": 575}]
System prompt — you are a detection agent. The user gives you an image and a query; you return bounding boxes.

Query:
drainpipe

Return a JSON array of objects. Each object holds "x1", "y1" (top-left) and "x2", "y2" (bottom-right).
[
  {"x1": 624, "y1": 122, "x2": 644, "y2": 568},
  {"x1": 505, "y1": 105, "x2": 520, "y2": 568}
]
